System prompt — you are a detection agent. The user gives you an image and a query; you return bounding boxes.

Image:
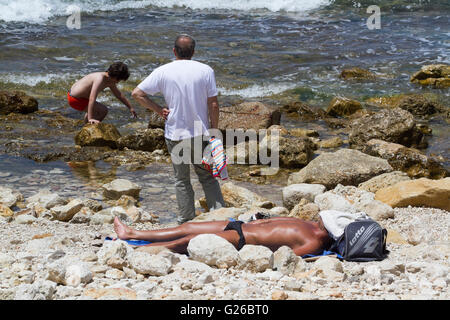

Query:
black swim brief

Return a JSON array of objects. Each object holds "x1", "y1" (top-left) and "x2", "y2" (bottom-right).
[{"x1": 224, "y1": 220, "x2": 246, "y2": 250}]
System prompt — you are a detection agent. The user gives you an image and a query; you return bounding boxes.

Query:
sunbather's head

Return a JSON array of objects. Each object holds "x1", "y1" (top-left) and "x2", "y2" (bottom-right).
[{"x1": 107, "y1": 62, "x2": 130, "y2": 82}]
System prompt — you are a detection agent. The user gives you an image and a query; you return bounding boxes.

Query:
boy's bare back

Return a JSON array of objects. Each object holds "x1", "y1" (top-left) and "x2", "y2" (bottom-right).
[{"x1": 70, "y1": 72, "x2": 111, "y2": 99}]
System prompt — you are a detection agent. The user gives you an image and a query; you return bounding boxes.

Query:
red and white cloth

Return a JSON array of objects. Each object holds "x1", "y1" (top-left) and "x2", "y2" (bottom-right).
[{"x1": 202, "y1": 137, "x2": 228, "y2": 180}]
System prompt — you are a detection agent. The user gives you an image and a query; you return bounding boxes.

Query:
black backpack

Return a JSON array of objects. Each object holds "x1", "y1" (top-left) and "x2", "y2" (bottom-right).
[{"x1": 329, "y1": 219, "x2": 389, "y2": 262}]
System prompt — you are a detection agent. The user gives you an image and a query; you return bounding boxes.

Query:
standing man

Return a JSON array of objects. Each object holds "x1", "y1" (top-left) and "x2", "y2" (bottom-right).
[{"x1": 132, "y1": 34, "x2": 225, "y2": 224}]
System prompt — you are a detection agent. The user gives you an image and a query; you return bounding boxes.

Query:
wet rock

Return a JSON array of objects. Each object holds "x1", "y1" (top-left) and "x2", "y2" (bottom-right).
[
  {"x1": 358, "y1": 171, "x2": 411, "y2": 193},
  {"x1": 288, "y1": 148, "x2": 392, "y2": 189},
  {"x1": 326, "y1": 97, "x2": 363, "y2": 117},
  {"x1": 375, "y1": 177, "x2": 450, "y2": 211},
  {"x1": 0, "y1": 91, "x2": 38, "y2": 115},
  {"x1": 288, "y1": 128, "x2": 319, "y2": 138},
  {"x1": 147, "y1": 111, "x2": 166, "y2": 129},
  {"x1": 410, "y1": 64, "x2": 450, "y2": 88},
  {"x1": 281, "y1": 101, "x2": 325, "y2": 120},
  {"x1": 282, "y1": 183, "x2": 326, "y2": 211},
  {"x1": 187, "y1": 234, "x2": 240, "y2": 269},
  {"x1": 219, "y1": 101, "x2": 281, "y2": 133},
  {"x1": 117, "y1": 128, "x2": 167, "y2": 152},
  {"x1": 74, "y1": 123, "x2": 121, "y2": 148},
  {"x1": 102, "y1": 179, "x2": 141, "y2": 200},
  {"x1": 394, "y1": 94, "x2": 442, "y2": 118},
  {"x1": 349, "y1": 108, "x2": 426, "y2": 150},
  {"x1": 340, "y1": 67, "x2": 377, "y2": 80},
  {"x1": 361, "y1": 139, "x2": 448, "y2": 179},
  {"x1": 318, "y1": 136, "x2": 343, "y2": 149}
]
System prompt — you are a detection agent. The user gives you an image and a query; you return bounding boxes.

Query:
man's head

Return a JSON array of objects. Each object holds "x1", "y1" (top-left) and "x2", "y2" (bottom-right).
[
  {"x1": 107, "y1": 62, "x2": 130, "y2": 82},
  {"x1": 174, "y1": 34, "x2": 196, "y2": 60}
]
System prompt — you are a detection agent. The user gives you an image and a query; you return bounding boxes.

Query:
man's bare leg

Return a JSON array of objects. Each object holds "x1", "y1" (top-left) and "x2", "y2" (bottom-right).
[{"x1": 113, "y1": 217, "x2": 229, "y2": 242}]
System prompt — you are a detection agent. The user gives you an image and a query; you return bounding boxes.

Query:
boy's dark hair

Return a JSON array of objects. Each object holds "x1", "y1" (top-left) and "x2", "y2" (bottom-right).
[
  {"x1": 174, "y1": 34, "x2": 196, "y2": 59},
  {"x1": 107, "y1": 62, "x2": 130, "y2": 81}
]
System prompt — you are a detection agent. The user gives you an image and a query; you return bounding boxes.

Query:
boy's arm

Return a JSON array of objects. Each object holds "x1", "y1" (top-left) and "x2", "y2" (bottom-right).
[
  {"x1": 110, "y1": 84, "x2": 137, "y2": 118},
  {"x1": 132, "y1": 88, "x2": 170, "y2": 120},
  {"x1": 87, "y1": 77, "x2": 103, "y2": 124}
]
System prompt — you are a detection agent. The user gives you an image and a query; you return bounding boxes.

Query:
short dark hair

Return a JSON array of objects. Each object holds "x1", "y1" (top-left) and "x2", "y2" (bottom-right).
[
  {"x1": 174, "y1": 34, "x2": 196, "y2": 59},
  {"x1": 107, "y1": 62, "x2": 130, "y2": 81}
]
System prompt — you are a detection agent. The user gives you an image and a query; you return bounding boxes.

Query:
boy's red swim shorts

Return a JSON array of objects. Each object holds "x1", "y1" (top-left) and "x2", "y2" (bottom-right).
[{"x1": 67, "y1": 91, "x2": 89, "y2": 111}]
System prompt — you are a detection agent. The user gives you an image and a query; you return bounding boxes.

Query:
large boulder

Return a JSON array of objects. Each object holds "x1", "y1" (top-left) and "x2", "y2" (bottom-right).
[
  {"x1": 238, "y1": 245, "x2": 274, "y2": 272},
  {"x1": 220, "y1": 182, "x2": 270, "y2": 209},
  {"x1": 375, "y1": 178, "x2": 450, "y2": 211},
  {"x1": 75, "y1": 123, "x2": 121, "y2": 148},
  {"x1": 288, "y1": 148, "x2": 393, "y2": 189},
  {"x1": 259, "y1": 134, "x2": 315, "y2": 169},
  {"x1": 410, "y1": 64, "x2": 450, "y2": 89},
  {"x1": 349, "y1": 108, "x2": 425, "y2": 150},
  {"x1": 326, "y1": 97, "x2": 363, "y2": 117},
  {"x1": 394, "y1": 94, "x2": 442, "y2": 118},
  {"x1": 117, "y1": 128, "x2": 167, "y2": 152},
  {"x1": 361, "y1": 139, "x2": 448, "y2": 179},
  {"x1": 358, "y1": 171, "x2": 411, "y2": 193},
  {"x1": 218, "y1": 102, "x2": 281, "y2": 133},
  {"x1": 187, "y1": 234, "x2": 240, "y2": 269},
  {"x1": 0, "y1": 91, "x2": 38, "y2": 115},
  {"x1": 315, "y1": 184, "x2": 394, "y2": 221}
]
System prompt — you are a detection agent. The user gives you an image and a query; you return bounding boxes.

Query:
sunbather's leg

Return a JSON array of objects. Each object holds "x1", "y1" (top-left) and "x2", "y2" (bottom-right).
[
  {"x1": 138, "y1": 229, "x2": 241, "y2": 254},
  {"x1": 114, "y1": 217, "x2": 228, "y2": 242}
]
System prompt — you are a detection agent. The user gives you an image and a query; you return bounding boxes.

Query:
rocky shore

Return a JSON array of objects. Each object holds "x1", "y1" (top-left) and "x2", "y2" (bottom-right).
[{"x1": 0, "y1": 64, "x2": 449, "y2": 300}]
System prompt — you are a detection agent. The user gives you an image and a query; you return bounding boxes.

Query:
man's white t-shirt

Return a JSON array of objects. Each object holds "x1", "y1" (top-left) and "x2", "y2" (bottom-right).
[{"x1": 138, "y1": 59, "x2": 218, "y2": 141}]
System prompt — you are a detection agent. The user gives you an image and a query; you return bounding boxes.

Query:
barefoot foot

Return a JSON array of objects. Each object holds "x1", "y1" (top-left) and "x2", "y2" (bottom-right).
[{"x1": 113, "y1": 216, "x2": 133, "y2": 240}]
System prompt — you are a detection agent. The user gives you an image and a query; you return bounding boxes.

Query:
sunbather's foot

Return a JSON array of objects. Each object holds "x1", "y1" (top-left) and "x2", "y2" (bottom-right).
[{"x1": 114, "y1": 216, "x2": 134, "y2": 240}]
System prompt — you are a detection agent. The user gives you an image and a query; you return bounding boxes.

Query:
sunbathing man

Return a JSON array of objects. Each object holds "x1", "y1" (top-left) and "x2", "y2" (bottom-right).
[{"x1": 113, "y1": 216, "x2": 333, "y2": 257}]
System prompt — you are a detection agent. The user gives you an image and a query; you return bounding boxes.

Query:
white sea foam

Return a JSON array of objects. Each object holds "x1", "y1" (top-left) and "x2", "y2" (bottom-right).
[
  {"x1": 218, "y1": 82, "x2": 298, "y2": 98},
  {"x1": 0, "y1": 0, "x2": 331, "y2": 24},
  {"x1": 0, "y1": 73, "x2": 73, "y2": 86}
]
